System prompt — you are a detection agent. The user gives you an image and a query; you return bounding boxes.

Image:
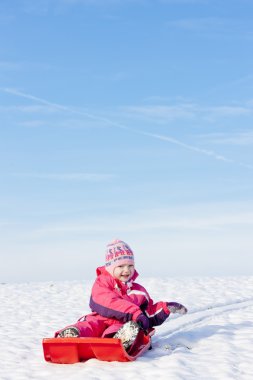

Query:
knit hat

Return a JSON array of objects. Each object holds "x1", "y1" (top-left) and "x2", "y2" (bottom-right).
[{"x1": 105, "y1": 239, "x2": 135, "y2": 276}]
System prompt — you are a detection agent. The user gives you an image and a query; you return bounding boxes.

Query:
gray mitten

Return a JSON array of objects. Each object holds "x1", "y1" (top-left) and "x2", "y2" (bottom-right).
[{"x1": 167, "y1": 302, "x2": 188, "y2": 314}]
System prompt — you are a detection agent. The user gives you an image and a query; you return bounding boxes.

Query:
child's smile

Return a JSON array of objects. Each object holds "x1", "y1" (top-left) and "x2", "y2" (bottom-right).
[{"x1": 113, "y1": 264, "x2": 135, "y2": 282}]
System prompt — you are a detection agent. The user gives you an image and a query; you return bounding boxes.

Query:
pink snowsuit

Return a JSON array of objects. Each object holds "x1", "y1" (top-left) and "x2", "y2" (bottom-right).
[{"x1": 55, "y1": 266, "x2": 171, "y2": 338}]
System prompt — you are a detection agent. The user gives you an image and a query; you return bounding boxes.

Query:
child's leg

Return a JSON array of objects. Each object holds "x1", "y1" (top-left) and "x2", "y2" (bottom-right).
[
  {"x1": 75, "y1": 318, "x2": 106, "y2": 337},
  {"x1": 55, "y1": 317, "x2": 106, "y2": 338}
]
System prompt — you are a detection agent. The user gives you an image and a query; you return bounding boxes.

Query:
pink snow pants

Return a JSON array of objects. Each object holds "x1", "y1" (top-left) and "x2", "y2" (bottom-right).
[{"x1": 55, "y1": 314, "x2": 123, "y2": 338}]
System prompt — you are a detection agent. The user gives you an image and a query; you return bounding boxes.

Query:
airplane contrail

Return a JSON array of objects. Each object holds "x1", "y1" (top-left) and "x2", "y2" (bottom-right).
[
  {"x1": 3, "y1": 87, "x2": 130, "y2": 131},
  {"x1": 2, "y1": 87, "x2": 252, "y2": 169},
  {"x1": 139, "y1": 131, "x2": 234, "y2": 163}
]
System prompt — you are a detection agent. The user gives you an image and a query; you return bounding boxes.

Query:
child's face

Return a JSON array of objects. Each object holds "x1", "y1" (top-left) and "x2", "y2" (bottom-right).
[{"x1": 113, "y1": 264, "x2": 135, "y2": 282}]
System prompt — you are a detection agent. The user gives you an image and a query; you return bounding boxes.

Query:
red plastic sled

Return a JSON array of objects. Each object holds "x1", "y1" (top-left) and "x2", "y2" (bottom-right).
[{"x1": 43, "y1": 329, "x2": 154, "y2": 364}]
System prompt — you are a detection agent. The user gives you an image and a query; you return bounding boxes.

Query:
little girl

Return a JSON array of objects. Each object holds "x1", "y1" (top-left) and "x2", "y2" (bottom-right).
[{"x1": 55, "y1": 239, "x2": 187, "y2": 348}]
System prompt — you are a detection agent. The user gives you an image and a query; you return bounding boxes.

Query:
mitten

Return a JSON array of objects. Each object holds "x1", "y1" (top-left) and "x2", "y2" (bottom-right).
[
  {"x1": 136, "y1": 313, "x2": 150, "y2": 330},
  {"x1": 167, "y1": 302, "x2": 188, "y2": 314}
]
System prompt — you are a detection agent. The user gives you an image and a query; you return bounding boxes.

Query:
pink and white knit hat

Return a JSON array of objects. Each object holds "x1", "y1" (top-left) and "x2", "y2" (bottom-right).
[{"x1": 105, "y1": 239, "x2": 135, "y2": 276}]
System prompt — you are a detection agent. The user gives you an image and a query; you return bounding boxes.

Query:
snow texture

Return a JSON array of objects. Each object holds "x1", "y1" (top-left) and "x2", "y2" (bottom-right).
[{"x1": 1, "y1": 277, "x2": 253, "y2": 380}]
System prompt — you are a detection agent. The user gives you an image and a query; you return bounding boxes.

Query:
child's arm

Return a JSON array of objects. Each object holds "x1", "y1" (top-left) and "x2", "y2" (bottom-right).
[
  {"x1": 145, "y1": 293, "x2": 187, "y2": 327},
  {"x1": 145, "y1": 298, "x2": 171, "y2": 327}
]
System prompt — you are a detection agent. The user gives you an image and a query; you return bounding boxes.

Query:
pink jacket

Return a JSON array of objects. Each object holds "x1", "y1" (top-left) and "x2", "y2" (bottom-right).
[{"x1": 88, "y1": 266, "x2": 170, "y2": 328}]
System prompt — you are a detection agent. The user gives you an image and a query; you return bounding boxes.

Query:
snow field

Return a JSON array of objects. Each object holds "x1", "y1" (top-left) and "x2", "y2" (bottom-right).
[{"x1": 1, "y1": 277, "x2": 253, "y2": 379}]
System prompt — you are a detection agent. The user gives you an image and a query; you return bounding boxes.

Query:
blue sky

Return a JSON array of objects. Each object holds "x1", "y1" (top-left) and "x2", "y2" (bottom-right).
[{"x1": 1, "y1": 0, "x2": 253, "y2": 282}]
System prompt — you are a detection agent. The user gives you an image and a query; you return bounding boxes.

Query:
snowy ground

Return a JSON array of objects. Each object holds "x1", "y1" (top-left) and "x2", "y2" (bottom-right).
[{"x1": 1, "y1": 276, "x2": 253, "y2": 380}]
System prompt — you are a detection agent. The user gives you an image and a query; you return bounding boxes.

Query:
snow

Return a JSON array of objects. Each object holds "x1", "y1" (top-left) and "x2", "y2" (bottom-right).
[{"x1": 1, "y1": 277, "x2": 253, "y2": 380}]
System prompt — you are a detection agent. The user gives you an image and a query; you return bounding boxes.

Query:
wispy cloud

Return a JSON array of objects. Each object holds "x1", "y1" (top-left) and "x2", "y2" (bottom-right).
[
  {"x1": 0, "y1": 12, "x2": 15, "y2": 26},
  {"x1": 94, "y1": 71, "x2": 129, "y2": 82},
  {"x1": 0, "y1": 61, "x2": 54, "y2": 73},
  {"x1": 62, "y1": 0, "x2": 145, "y2": 5},
  {"x1": 123, "y1": 104, "x2": 197, "y2": 122},
  {"x1": 0, "y1": 61, "x2": 22, "y2": 70},
  {"x1": 22, "y1": 0, "x2": 146, "y2": 13},
  {"x1": 0, "y1": 221, "x2": 13, "y2": 228},
  {"x1": 3, "y1": 87, "x2": 252, "y2": 121},
  {"x1": 1, "y1": 0, "x2": 148, "y2": 17},
  {"x1": 17, "y1": 118, "x2": 95, "y2": 129},
  {"x1": 24, "y1": 204, "x2": 253, "y2": 239},
  {"x1": 5, "y1": 0, "x2": 208, "y2": 18},
  {"x1": 2, "y1": 87, "x2": 252, "y2": 169},
  {"x1": 18, "y1": 120, "x2": 47, "y2": 128},
  {"x1": 208, "y1": 105, "x2": 251, "y2": 117},
  {"x1": 0, "y1": 104, "x2": 57, "y2": 114},
  {"x1": 2, "y1": 87, "x2": 129, "y2": 130},
  {"x1": 122, "y1": 100, "x2": 253, "y2": 122},
  {"x1": 167, "y1": 17, "x2": 227, "y2": 32},
  {"x1": 145, "y1": 132, "x2": 253, "y2": 168},
  {"x1": 11, "y1": 172, "x2": 114, "y2": 181},
  {"x1": 198, "y1": 131, "x2": 253, "y2": 146},
  {"x1": 3, "y1": 88, "x2": 81, "y2": 113},
  {"x1": 166, "y1": 17, "x2": 253, "y2": 39},
  {"x1": 160, "y1": 0, "x2": 207, "y2": 3},
  {"x1": 138, "y1": 131, "x2": 234, "y2": 163}
]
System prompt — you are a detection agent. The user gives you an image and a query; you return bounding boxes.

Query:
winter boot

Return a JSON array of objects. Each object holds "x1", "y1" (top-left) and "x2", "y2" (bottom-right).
[
  {"x1": 57, "y1": 326, "x2": 80, "y2": 338},
  {"x1": 113, "y1": 321, "x2": 140, "y2": 350}
]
